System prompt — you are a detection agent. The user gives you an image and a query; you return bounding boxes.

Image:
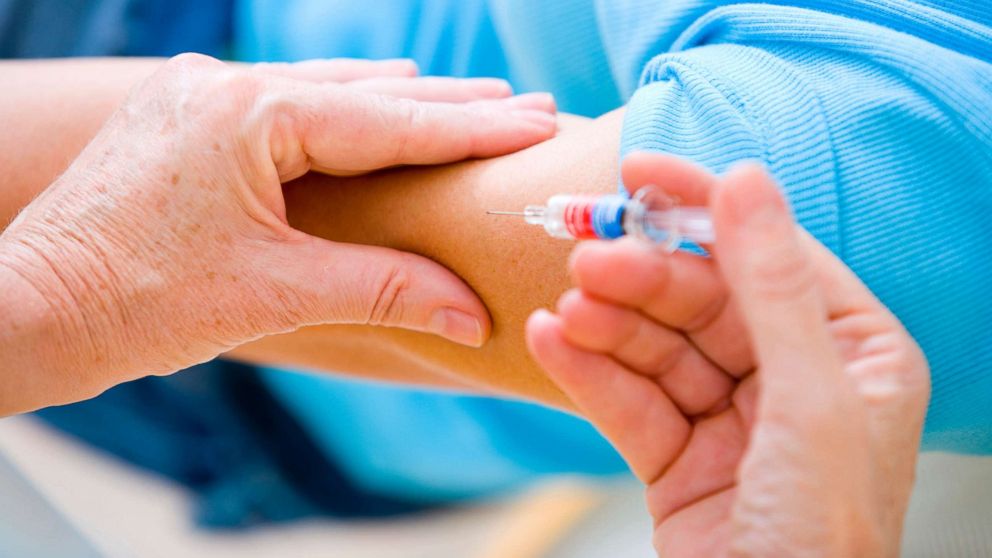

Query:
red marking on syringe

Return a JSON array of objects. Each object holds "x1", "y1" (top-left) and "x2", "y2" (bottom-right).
[
  {"x1": 563, "y1": 197, "x2": 598, "y2": 239},
  {"x1": 485, "y1": 189, "x2": 715, "y2": 252}
]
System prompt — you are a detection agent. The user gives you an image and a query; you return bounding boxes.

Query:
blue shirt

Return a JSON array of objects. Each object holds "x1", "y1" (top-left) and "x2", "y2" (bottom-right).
[
  {"x1": 235, "y1": 0, "x2": 992, "y2": 500},
  {"x1": 0, "y1": 0, "x2": 232, "y2": 58}
]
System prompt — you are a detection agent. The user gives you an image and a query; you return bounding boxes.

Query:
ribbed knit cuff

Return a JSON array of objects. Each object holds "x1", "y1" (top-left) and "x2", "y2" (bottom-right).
[{"x1": 620, "y1": 43, "x2": 843, "y2": 256}]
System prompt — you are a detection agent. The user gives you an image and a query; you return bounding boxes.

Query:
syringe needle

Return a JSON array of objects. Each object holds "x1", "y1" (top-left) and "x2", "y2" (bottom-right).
[{"x1": 486, "y1": 210, "x2": 527, "y2": 216}]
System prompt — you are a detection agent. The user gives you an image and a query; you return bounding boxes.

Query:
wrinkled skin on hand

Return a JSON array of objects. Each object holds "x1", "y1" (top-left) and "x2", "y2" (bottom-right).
[
  {"x1": 0, "y1": 54, "x2": 558, "y2": 411},
  {"x1": 527, "y1": 154, "x2": 930, "y2": 557}
]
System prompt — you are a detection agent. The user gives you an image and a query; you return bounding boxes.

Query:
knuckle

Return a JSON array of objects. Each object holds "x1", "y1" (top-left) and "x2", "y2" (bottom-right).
[
  {"x1": 126, "y1": 55, "x2": 234, "y2": 137},
  {"x1": 636, "y1": 333, "x2": 689, "y2": 376},
  {"x1": 461, "y1": 105, "x2": 488, "y2": 155},
  {"x1": 389, "y1": 98, "x2": 421, "y2": 163},
  {"x1": 209, "y1": 69, "x2": 263, "y2": 109},
  {"x1": 845, "y1": 328, "x2": 931, "y2": 413},
  {"x1": 683, "y1": 293, "x2": 728, "y2": 334},
  {"x1": 194, "y1": 70, "x2": 267, "y2": 140},
  {"x1": 164, "y1": 52, "x2": 223, "y2": 73},
  {"x1": 894, "y1": 339, "x2": 932, "y2": 398},
  {"x1": 393, "y1": 96, "x2": 418, "y2": 122},
  {"x1": 457, "y1": 105, "x2": 481, "y2": 154},
  {"x1": 246, "y1": 84, "x2": 290, "y2": 128},
  {"x1": 249, "y1": 85, "x2": 324, "y2": 179},
  {"x1": 366, "y1": 262, "x2": 411, "y2": 326},
  {"x1": 262, "y1": 103, "x2": 308, "y2": 179},
  {"x1": 151, "y1": 59, "x2": 261, "y2": 135}
]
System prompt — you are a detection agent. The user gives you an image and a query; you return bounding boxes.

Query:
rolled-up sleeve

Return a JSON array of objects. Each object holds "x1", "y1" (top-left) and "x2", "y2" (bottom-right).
[{"x1": 604, "y1": 1, "x2": 992, "y2": 453}]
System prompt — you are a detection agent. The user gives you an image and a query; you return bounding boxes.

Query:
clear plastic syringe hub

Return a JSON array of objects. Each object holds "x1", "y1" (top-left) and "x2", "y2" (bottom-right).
[
  {"x1": 625, "y1": 186, "x2": 715, "y2": 251},
  {"x1": 522, "y1": 195, "x2": 582, "y2": 240}
]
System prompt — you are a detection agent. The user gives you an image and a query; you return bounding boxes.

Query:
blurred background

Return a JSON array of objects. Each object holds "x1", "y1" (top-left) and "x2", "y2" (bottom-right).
[{"x1": 2, "y1": 1, "x2": 991, "y2": 556}]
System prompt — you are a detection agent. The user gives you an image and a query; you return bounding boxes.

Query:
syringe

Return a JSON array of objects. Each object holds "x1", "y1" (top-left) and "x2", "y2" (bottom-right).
[{"x1": 487, "y1": 188, "x2": 713, "y2": 252}]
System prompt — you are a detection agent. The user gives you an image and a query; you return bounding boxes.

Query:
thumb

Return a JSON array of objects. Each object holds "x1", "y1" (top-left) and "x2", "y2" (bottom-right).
[
  {"x1": 712, "y1": 163, "x2": 844, "y2": 409},
  {"x1": 265, "y1": 235, "x2": 490, "y2": 347}
]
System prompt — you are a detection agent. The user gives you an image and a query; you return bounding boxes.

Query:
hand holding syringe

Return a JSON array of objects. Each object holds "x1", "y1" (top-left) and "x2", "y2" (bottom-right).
[{"x1": 487, "y1": 187, "x2": 713, "y2": 252}]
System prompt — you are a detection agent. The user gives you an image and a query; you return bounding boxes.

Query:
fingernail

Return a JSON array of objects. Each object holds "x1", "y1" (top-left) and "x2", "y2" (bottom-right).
[
  {"x1": 503, "y1": 92, "x2": 556, "y2": 112},
  {"x1": 429, "y1": 308, "x2": 485, "y2": 347},
  {"x1": 554, "y1": 288, "x2": 582, "y2": 315},
  {"x1": 526, "y1": 308, "x2": 556, "y2": 332},
  {"x1": 512, "y1": 109, "x2": 556, "y2": 130}
]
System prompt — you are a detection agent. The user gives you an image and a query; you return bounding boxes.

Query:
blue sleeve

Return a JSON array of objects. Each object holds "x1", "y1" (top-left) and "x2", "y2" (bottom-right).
[{"x1": 601, "y1": 1, "x2": 992, "y2": 453}]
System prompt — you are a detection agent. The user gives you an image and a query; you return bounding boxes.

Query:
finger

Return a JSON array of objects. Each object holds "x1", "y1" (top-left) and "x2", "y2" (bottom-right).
[
  {"x1": 571, "y1": 238, "x2": 753, "y2": 376},
  {"x1": 717, "y1": 165, "x2": 929, "y2": 545},
  {"x1": 795, "y1": 212, "x2": 930, "y2": 533},
  {"x1": 265, "y1": 234, "x2": 490, "y2": 347},
  {"x1": 556, "y1": 289, "x2": 734, "y2": 416},
  {"x1": 526, "y1": 310, "x2": 691, "y2": 482},
  {"x1": 622, "y1": 152, "x2": 719, "y2": 251},
  {"x1": 292, "y1": 87, "x2": 557, "y2": 173},
  {"x1": 646, "y1": 411, "x2": 747, "y2": 524},
  {"x1": 711, "y1": 163, "x2": 843, "y2": 407},
  {"x1": 645, "y1": 376, "x2": 757, "y2": 525},
  {"x1": 796, "y1": 230, "x2": 899, "y2": 325},
  {"x1": 653, "y1": 488, "x2": 737, "y2": 557},
  {"x1": 347, "y1": 76, "x2": 513, "y2": 102},
  {"x1": 252, "y1": 58, "x2": 418, "y2": 82},
  {"x1": 621, "y1": 152, "x2": 716, "y2": 206}
]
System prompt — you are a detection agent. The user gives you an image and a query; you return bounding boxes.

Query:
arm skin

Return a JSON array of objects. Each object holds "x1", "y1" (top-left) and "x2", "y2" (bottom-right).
[
  {"x1": 0, "y1": 59, "x2": 161, "y2": 226},
  {"x1": 0, "y1": 58, "x2": 621, "y2": 407},
  {"x1": 227, "y1": 111, "x2": 623, "y2": 404}
]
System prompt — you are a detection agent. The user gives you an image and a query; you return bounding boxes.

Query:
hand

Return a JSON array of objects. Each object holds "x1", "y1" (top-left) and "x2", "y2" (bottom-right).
[
  {"x1": 226, "y1": 108, "x2": 625, "y2": 396},
  {"x1": 0, "y1": 54, "x2": 557, "y2": 412},
  {"x1": 526, "y1": 153, "x2": 930, "y2": 557}
]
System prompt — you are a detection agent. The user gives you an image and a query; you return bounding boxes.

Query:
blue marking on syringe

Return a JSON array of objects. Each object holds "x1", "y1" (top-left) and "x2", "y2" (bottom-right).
[
  {"x1": 592, "y1": 195, "x2": 626, "y2": 239},
  {"x1": 486, "y1": 191, "x2": 714, "y2": 253}
]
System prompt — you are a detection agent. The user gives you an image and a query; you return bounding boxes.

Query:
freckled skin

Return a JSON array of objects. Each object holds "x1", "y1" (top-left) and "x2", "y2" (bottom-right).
[
  {"x1": 229, "y1": 111, "x2": 623, "y2": 400},
  {"x1": 0, "y1": 55, "x2": 564, "y2": 414}
]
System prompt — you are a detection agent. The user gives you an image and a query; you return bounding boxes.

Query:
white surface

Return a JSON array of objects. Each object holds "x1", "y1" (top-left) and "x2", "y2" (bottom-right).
[
  {"x1": 2, "y1": 415, "x2": 991, "y2": 557},
  {"x1": 0, "y1": 416, "x2": 519, "y2": 558},
  {"x1": 902, "y1": 452, "x2": 992, "y2": 557}
]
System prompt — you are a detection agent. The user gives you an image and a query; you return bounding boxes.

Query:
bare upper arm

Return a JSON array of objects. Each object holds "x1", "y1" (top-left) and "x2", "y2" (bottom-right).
[{"x1": 227, "y1": 109, "x2": 624, "y2": 406}]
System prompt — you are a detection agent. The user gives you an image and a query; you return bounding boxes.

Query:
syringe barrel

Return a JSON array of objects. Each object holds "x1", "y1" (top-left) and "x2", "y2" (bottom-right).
[
  {"x1": 633, "y1": 207, "x2": 715, "y2": 248},
  {"x1": 539, "y1": 194, "x2": 628, "y2": 240},
  {"x1": 674, "y1": 207, "x2": 715, "y2": 244},
  {"x1": 521, "y1": 193, "x2": 713, "y2": 250}
]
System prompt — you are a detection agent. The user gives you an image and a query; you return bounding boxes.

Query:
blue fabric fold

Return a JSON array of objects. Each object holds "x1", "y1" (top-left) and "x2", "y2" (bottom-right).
[{"x1": 614, "y1": 1, "x2": 992, "y2": 452}]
